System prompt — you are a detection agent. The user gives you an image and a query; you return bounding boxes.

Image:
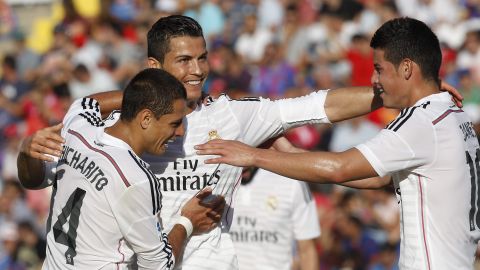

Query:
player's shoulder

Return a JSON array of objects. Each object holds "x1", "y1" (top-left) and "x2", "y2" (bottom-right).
[
  {"x1": 64, "y1": 97, "x2": 105, "y2": 130},
  {"x1": 100, "y1": 148, "x2": 162, "y2": 212},
  {"x1": 384, "y1": 94, "x2": 453, "y2": 133},
  {"x1": 97, "y1": 146, "x2": 155, "y2": 188}
]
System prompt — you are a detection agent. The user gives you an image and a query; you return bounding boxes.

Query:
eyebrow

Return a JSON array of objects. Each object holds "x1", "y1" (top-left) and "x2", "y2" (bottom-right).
[
  {"x1": 172, "y1": 119, "x2": 183, "y2": 125},
  {"x1": 175, "y1": 55, "x2": 193, "y2": 60},
  {"x1": 174, "y1": 51, "x2": 208, "y2": 60}
]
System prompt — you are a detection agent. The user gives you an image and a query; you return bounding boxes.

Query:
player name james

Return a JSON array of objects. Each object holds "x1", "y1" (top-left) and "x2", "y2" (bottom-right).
[{"x1": 460, "y1": 121, "x2": 476, "y2": 142}]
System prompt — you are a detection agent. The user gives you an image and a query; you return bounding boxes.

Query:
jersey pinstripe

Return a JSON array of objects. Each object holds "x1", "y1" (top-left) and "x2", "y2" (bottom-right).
[
  {"x1": 230, "y1": 169, "x2": 320, "y2": 270},
  {"x1": 43, "y1": 98, "x2": 174, "y2": 270},
  {"x1": 143, "y1": 92, "x2": 329, "y2": 269},
  {"x1": 356, "y1": 92, "x2": 480, "y2": 270}
]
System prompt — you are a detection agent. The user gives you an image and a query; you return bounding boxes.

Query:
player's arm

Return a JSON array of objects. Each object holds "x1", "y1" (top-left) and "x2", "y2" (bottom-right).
[
  {"x1": 88, "y1": 90, "x2": 123, "y2": 118},
  {"x1": 167, "y1": 189, "x2": 225, "y2": 259},
  {"x1": 116, "y1": 187, "x2": 224, "y2": 269},
  {"x1": 264, "y1": 136, "x2": 392, "y2": 188},
  {"x1": 337, "y1": 175, "x2": 391, "y2": 189},
  {"x1": 17, "y1": 123, "x2": 64, "y2": 189},
  {"x1": 324, "y1": 86, "x2": 382, "y2": 123},
  {"x1": 17, "y1": 92, "x2": 122, "y2": 189},
  {"x1": 196, "y1": 139, "x2": 377, "y2": 184},
  {"x1": 291, "y1": 181, "x2": 320, "y2": 270},
  {"x1": 296, "y1": 239, "x2": 319, "y2": 270},
  {"x1": 233, "y1": 81, "x2": 460, "y2": 146},
  {"x1": 324, "y1": 81, "x2": 461, "y2": 123}
]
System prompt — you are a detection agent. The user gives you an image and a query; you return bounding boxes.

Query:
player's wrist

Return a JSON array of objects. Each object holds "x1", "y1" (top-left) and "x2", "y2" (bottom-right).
[{"x1": 176, "y1": 216, "x2": 193, "y2": 238}]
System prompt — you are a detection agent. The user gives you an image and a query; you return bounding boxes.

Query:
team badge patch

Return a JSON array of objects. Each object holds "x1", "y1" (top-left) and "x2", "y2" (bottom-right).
[
  {"x1": 208, "y1": 130, "x2": 221, "y2": 140},
  {"x1": 266, "y1": 196, "x2": 278, "y2": 211}
]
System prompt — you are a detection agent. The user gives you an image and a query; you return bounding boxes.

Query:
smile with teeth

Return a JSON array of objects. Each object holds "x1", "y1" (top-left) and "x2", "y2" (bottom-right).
[
  {"x1": 186, "y1": 80, "x2": 202, "y2": 85},
  {"x1": 162, "y1": 138, "x2": 176, "y2": 148}
]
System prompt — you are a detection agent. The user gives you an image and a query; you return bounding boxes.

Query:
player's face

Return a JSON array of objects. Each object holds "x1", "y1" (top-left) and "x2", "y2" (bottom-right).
[
  {"x1": 371, "y1": 49, "x2": 408, "y2": 109},
  {"x1": 157, "y1": 36, "x2": 209, "y2": 104},
  {"x1": 146, "y1": 99, "x2": 187, "y2": 155}
]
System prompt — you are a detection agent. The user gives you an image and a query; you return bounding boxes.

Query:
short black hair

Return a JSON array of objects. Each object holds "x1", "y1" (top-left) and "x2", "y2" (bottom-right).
[
  {"x1": 120, "y1": 68, "x2": 187, "y2": 121},
  {"x1": 370, "y1": 17, "x2": 441, "y2": 85},
  {"x1": 2, "y1": 54, "x2": 16, "y2": 70},
  {"x1": 147, "y1": 15, "x2": 204, "y2": 64}
]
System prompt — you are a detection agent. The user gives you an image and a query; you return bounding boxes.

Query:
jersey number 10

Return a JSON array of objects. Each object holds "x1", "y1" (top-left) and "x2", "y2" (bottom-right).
[{"x1": 467, "y1": 149, "x2": 480, "y2": 231}]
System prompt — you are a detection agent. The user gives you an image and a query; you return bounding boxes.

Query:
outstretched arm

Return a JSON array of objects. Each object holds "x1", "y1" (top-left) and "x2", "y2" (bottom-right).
[
  {"x1": 324, "y1": 81, "x2": 461, "y2": 123},
  {"x1": 324, "y1": 86, "x2": 382, "y2": 123},
  {"x1": 297, "y1": 239, "x2": 320, "y2": 270},
  {"x1": 195, "y1": 139, "x2": 378, "y2": 184},
  {"x1": 265, "y1": 136, "x2": 391, "y2": 189}
]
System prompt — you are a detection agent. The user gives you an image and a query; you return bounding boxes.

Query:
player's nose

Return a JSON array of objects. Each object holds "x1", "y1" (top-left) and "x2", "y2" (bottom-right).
[
  {"x1": 371, "y1": 71, "x2": 379, "y2": 85},
  {"x1": 175, "y1": 123, "x2": 185, "y2": 137}
]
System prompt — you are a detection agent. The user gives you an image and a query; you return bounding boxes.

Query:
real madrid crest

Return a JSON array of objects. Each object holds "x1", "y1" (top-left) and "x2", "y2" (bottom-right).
[
  {"x1": 208, "y1": 130, "x2": 221, "y2": 140},
  {"x1": 266, "y1": 196, "x2": 278, "y2": 211}
]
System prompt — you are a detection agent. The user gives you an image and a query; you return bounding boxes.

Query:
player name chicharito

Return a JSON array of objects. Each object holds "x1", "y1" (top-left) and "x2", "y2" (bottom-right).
[{"x1": 58, "y1": 145, "x2": 109, "y2": 190}]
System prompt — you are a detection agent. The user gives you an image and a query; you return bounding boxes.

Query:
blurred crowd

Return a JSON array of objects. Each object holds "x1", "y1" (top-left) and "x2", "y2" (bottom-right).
[{"x1": 0, "y1": 0, "x2": 480, "y2": 269}]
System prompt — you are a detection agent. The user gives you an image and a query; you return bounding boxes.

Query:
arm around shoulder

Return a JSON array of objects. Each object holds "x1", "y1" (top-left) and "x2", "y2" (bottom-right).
[
  {"x1": 16, "y1": 124, "x2": 64, "y2": 189},
  {"x1": 324, "y1": 86, "x2": 382, "y2": 123}
]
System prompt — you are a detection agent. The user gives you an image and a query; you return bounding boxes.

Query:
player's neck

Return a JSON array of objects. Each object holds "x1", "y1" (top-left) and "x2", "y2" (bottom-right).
[
  {"x1": 408, "y1": 80, "x2": 440, "y2": 107},
  {"x1": 186, "y1": 95, "x2": 206, "y2": 113},
  {"x1": 105, "y1": 122, "x2": 144, "y2": 155},
  {"x1": 186, "y1": 100, "x2": 197, "y2": 114}
]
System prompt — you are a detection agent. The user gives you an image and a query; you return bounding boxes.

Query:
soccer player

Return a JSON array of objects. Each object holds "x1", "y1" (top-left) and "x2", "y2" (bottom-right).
[
  {"x1": 231, "y1": 167, "x2": 320, "y2": 270},
  {"x1": 18, "y1": 15, "x2": 462, "y2": 270},
  {"x1": 33, "y1": 68, "x2": 223, "y2": 269},
  {"x1": 196, "y1": 18, "x2": 480, "y2": 269}
]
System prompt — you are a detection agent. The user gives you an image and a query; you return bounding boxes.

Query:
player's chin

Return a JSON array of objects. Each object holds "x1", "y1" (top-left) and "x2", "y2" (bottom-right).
[
  {"x1": 382, "y1": 97, "x2": 397, "y2": 109},
  {"x1": 151, "y1": 144, "x2": 167, "y2": 155},
  {"x1": 185, "y1": 85, "x2": 203, "y2": 100}
]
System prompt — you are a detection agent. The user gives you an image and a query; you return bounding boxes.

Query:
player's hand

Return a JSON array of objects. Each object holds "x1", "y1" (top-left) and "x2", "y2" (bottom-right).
[
  {"x1": 181, "y1": 187, "x2": 226, "y2": 235},
  {"x1": 440, "y1": 80, "x2": 463, "y2": 107},
  {"x1": 20, "y1": 123, "x2": 65, "y2": 162},
  {"x1": 195, "y1": 139, "x2": 258, "y2": 167}
]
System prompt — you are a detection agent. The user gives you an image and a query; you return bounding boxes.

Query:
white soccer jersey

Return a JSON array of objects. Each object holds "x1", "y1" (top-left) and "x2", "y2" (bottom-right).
[
  {"x1": 230, "y1": 169, "x2": 320, "y2": 270},
  {"x1": 356, "y1": 92, "x2": 480, "y2": 270},
  {"x1": 143, "y1": 92, "x2": 329, "y2": 269},
  {"x1": 43, "y1": 98, "x2": 174, "y2": 270}
]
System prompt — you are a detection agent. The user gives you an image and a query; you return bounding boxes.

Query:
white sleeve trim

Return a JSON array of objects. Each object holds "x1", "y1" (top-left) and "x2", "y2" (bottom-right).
[
  {"x1": 355, "y1": 144, "x2": 388, "y2": 177},
  {"x1": 277, "y1": 90, "x2": 331, "y2": 130}
]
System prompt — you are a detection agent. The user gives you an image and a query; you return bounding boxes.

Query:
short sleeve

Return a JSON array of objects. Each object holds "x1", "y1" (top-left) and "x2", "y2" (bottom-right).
[
  {"x1": 291, "y1": 181, "x2": 321, "y2": 240},
  {"x1": 62, "y1": 98, "x2": 104, "y2": 137},
  {"x1": 228, "y1": 91, "x2": 330, "y2": 146},
  {"x1": 41, "y1": 98, "x2": 105, "y2": 188},
  {"x1": 356, "y1": 112, "x2": 435, "y2": 177}
]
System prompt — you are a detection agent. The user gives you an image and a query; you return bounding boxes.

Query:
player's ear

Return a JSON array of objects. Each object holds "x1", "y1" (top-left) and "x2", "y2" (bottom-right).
[
  {"x1": 147, "y1": 57, "x2": 161, "y2": 69},
  {"x1": 139, "y1": 109, "x2": 153, "y2": 129},
  {"x1": 402, "y1": 58, "x2": 413, "y2": 80}
]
